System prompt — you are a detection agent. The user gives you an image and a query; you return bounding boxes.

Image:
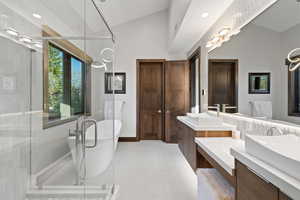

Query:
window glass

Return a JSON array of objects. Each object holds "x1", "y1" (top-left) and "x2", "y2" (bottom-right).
[
  {"x1": 71, "y1": 57, "x2": 84, "y2": 115},
  {"x1": 45, "y1": 42, "x2": 86, "y2": 127},
  {"x1": 48, "y1": 44, "x2": 65, "y2": 120}
]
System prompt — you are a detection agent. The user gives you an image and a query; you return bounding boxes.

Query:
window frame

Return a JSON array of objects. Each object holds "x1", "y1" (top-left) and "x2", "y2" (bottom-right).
[{"x1": 42, "y1": 26, "x2": 92, "y2": 129}]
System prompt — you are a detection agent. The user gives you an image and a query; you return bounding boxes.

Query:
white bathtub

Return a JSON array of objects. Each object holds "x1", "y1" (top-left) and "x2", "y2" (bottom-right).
[{"x1": 68, "y1": 120, "x2": 122, "y2": 178}]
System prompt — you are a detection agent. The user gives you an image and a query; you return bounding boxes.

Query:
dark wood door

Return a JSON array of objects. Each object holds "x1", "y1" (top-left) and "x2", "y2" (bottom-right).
[
  {"x1": 165, "y1": 61, "x2": 189, "y2": 143},
  {"x1": 208, "y1": 59, "x2": 238, "y2": 113},
  {"x1": 138, "y1": 61, "x2": 164, "y2": 140}
]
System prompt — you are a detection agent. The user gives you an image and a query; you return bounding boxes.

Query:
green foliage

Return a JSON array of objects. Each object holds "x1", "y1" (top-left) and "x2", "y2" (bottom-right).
[{"x1": 48, "y1": 45, "x2": 64, "y2": 118}]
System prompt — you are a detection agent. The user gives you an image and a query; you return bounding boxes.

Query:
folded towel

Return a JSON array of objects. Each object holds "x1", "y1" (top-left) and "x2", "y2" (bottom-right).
[
  {"x1": 197, "y1": 169, "x2": 234, "y2": 200},
  {"x1": 250, "y1": 101, "x2": 272, "y2": 119},
  {"x1": 104, "y1": 100, "x2": 125, "y2": 120}
]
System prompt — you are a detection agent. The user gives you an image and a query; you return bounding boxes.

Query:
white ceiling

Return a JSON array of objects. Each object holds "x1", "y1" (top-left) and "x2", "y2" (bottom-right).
[
  {"x1": 95, "y1": 0, "x2": 171, "y2": 27},
  {"x1": 169, "y1": 0, "x2": 234, "y2": 53},
  {"x1": 253, "y1": 0, "x2": 300, "y2": 32},
  {"x1": 1, "y1": 0, "x2": 171, "y2": 36}
]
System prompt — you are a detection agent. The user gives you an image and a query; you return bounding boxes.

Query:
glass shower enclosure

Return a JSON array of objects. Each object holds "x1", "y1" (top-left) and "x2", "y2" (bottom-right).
[{"x1": 0, "y1": 0, "x2": 117, "y2": 199}]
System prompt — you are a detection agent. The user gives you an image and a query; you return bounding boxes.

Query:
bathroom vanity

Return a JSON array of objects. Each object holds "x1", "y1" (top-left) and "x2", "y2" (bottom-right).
[
  {"x1": 176, "y1": 116, "x2": 235, "y2": 171},
  {"x1": 235, "y1": 160, "x2": 292, "y2": 200}
]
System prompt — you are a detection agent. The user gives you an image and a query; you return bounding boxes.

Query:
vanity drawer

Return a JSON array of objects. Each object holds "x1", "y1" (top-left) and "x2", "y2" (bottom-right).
[{"x1": 236, "y1": 160, "x2": 278, "y2": 200}]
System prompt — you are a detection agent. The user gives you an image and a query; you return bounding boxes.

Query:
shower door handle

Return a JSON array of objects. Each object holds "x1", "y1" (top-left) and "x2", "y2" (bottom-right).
[{"x1": 82, "y1": 119, "x2": 98, "y2": 149}]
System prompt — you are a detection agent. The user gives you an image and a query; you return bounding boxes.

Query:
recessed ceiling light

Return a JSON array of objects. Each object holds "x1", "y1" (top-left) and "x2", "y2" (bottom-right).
[
  {"x1": 201, "y1": 13, "x2": 209, "y2": 18},
  {"x1": 32, "y1": 13, "x2": 42, "y2": 19},
  {"x1": 5, "y1": 27, "x2": 19, "y2": 36}
]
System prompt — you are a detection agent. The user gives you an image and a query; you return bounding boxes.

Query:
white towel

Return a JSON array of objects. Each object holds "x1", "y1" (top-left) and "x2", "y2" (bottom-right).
[
  {"x1": 250, "y1": 101, "x2": 272, "y2": 119},
  {"x1": 104, "y1": 100, "x2": 125, "y2": 120},
  {"x1": 197, "y1": 169, "x2": 234, "y2": 200}
]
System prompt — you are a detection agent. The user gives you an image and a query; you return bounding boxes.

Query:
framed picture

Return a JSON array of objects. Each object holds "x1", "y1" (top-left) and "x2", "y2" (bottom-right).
[
  {"x1": 248, "y1": 73, "x2": 270, "y2": 94},
  {"x1": 105, "y1": 72, "x2": 126, "y2": 94}
]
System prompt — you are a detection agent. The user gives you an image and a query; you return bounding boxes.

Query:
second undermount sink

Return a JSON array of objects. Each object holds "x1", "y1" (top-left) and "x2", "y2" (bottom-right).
[
  {"x1": 185, "y1": 112, "x2": 223, "y2": 127},
  {"x1": 245, "y1": 134, "x2": 300, "y2": 181}
]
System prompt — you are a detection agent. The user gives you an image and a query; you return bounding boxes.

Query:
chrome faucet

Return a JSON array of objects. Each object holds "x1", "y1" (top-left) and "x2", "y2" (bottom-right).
[
  {"x1": 208, "y1": 104, "x2": 220, "y2": 117},
  {"x1": 222, "y1": 104, "x2": 237, "y2": 113},
  {"x1": 266, "y1": 127, "x2": 284, "y2": 136}
]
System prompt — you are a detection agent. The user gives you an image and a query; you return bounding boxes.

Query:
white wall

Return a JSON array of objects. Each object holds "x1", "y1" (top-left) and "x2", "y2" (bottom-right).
[
  {"x1": 208, "y1": 24, "x2": 282, "y2": 116},
  {"x1": 112, "y1": 10, "x2": 170, "y2": 137}
]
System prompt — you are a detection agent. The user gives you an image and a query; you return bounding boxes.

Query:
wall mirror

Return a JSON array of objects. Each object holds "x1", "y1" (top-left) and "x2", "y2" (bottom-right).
[{"x1": 207, "y1": 0, "x2": 300, "y2": 124}]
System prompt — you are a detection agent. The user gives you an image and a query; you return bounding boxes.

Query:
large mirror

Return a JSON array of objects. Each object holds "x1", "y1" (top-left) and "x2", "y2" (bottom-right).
[{"x1": 208, "y1": 0, "x2": 300, "y2": 124}]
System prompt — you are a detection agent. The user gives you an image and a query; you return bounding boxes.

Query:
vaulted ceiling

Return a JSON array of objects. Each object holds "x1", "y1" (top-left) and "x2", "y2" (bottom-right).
[
  {"x1": 95, "y1": 0, "x2": 171, "y2": 27},
  {"x1": 1, "y1": 0, "x2": 234, "y2": 54},
  {"x1": 253, "y1": 0, "x2": 300, "y2": 33}
]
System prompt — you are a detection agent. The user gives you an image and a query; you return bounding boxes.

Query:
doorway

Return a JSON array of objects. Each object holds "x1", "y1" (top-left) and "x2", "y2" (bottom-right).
[
  {"x1": 188, "y1": 48, "x2": 201, "y2": 113},
  {"x1": 208, "y1": 59, "x2": 238, "y2": 113},
  {"x1": 137, "y1": 59, "x2": 165, "y2": 140},
  {"x1": 137, "y1": 59, "x2": 189, "y2": 142}
]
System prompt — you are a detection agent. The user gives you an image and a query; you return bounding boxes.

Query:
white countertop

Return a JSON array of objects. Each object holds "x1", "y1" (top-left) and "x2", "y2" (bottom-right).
[
  {"x1": 177, "y1": 116, "x2": 236, "y2": 131},
  {"x1": 195, "y1": 137, "x2": 244, "y2": 176},
  {"x1": 231, "y1": 146, "x2": 300, "y2": 200}
]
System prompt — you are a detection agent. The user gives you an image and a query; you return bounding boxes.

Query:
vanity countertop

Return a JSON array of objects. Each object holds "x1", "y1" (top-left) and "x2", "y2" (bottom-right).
[
  {"x1": 195, "y1": 137, "x2": 244, "y2": 176},
  {"x1": 177, "y1": 116, "x2": 236, "y2": 132},
  {"x1": 231, "y1": 146, "x2": 300, "y2": 200}
]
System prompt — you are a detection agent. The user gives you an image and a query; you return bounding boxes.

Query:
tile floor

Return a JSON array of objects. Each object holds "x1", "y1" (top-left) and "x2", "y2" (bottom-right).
[{"x1": 45, "y1": 141, "x2": 198, "y2": 200}]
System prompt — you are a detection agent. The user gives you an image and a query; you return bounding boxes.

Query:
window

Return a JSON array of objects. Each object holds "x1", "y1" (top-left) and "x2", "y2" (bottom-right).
[
  {"x1": 287, "y1": 56, "x2": 300, "y2": 116},
  {"x1": 44, "y1": 43, "x2": 86, "y2": 128},
  {"x1": 248, "y1": 73, "x2": 270, "y2": 94}
]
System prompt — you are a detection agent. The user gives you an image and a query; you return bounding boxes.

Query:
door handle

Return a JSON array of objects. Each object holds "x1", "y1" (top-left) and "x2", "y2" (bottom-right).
[
  {"x1": 157, "y1": 110, "x2": 162, "y2": 113},
  {"x1": 81, "y1": 119, "x2": 98, "y2": 149}
]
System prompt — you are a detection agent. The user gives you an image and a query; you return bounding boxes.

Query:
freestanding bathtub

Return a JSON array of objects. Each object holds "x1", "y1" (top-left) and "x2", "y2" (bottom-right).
[{"x1": 68, "y1": 119, "x2": 122, "y2": 178}]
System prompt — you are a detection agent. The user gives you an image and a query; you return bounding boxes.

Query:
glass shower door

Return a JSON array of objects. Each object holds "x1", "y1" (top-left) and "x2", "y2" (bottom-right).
[{"x1": 0, "y1": 0, "x2": 117, "y2": 199}]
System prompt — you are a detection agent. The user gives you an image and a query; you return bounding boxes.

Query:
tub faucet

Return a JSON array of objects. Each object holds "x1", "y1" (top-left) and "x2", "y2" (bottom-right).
[
  {"x1": 69, "y1": 116, "x2": 84, "y2": 137},
  {"x1": 208, "y1": 104, "x2": 220, "y2": 117},
  {"x1": 266, "y1": 127, "x2": 284, "y2": 136}
]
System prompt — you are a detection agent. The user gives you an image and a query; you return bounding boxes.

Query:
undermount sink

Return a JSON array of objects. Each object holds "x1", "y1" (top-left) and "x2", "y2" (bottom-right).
[
  {"x1": 185, "y1": 112, "x2": 223, "y2": 127},
  {"x1": 245, "y1": 134, "x2": 300, "y2": 181}
]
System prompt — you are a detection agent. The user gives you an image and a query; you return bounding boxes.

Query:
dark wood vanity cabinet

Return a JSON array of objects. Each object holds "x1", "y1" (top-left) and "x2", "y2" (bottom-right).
[
  {"x1": 236, "y1": 160, "x2": 293, "y2": 200},
  {"x1": 177, "y1": 120, "x2": 198, "y2": 170},
  {"x1": 177, "y1": 119, "x2": 232, "y2": 171},
  {"x1": 279, "y1": 192, "x2": 292, "y2": 200}
]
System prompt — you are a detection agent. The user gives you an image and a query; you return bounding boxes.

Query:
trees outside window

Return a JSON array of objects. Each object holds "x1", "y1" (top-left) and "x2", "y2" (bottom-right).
[{"x1": 45, "y1": 43, "x2": 85, "y2": 126}]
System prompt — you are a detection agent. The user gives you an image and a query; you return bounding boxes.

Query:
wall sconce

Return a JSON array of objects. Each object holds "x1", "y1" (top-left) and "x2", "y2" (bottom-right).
[{"x1": 287, "y1": 48, "x2": 300, "y2": 72}]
